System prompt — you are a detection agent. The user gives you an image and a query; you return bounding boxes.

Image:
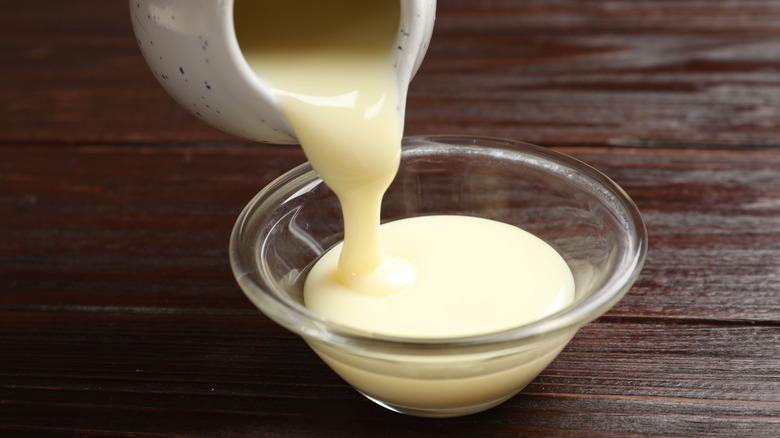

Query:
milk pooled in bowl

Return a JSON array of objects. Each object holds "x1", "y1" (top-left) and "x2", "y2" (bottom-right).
[{"x1": 234, "y1": 0, "x2": 574, "y2": 336}]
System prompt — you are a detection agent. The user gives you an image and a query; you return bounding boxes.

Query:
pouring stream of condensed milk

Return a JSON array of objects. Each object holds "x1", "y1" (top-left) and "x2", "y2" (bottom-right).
[
  {"x1": 235, "y1": 0, "x2": 575, "y2": 337},
  {"x1": 236, "y1": 0, "x2": 414, "y2": 295}
]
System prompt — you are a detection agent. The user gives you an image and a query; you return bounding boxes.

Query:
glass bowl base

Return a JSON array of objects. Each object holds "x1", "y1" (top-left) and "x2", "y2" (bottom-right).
[{"x1": 358, "y1": 390, "x2": 516, "y2": 418}]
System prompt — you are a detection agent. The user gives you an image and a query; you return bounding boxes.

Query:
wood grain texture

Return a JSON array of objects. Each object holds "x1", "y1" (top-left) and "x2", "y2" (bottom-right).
[
  {"x1": 561, "y1": 147, "x2": 780, "y2": 322},
  {"x1": 3, "y1": 1, "x2": 780, "y2": 147},
  {"x1": 1, "y1": 312, "x2": 778, "y2": 437},
  {"x1": 0, "y1": 144, "x2": 305, "y2": 311},
  {"x1": 1, "y1": 0, "x2": 779, "y2": 436},
  {"x1": 2, "y1": 145, "x2": 778, "y2": 436},
  {"x1": 407, "y1": 0, "x2": 780, "y2": 147},
  {"x1": 3, "y1": 146, "x2": 778, "y2": 321}
]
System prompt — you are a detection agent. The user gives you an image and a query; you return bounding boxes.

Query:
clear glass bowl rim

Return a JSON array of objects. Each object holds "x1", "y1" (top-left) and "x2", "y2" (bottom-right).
[{"x1": 229, "y1": 135, "x2": 648, "y2": 352}]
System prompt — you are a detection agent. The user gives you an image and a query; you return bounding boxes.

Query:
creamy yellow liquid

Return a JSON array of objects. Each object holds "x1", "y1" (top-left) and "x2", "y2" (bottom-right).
[
  {"x1": 305, "y1": 215, "x2": 574, "y2": 337},
  {"x1": 235, "y1": 0, "x2": 574, "y2": 337},
  {"x1": 236, "y1": 0, "x2": 413, "y2": 295}
]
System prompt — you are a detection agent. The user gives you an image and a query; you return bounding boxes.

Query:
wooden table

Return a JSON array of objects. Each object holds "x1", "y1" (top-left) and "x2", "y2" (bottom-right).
[{"x1": 2, "y1": 1, "x2": 779, "y2": 436}]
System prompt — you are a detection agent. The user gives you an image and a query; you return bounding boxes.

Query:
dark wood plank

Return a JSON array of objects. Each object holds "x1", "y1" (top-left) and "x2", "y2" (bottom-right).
[
  {"x1": 3, "y1": 145, "x2": 778, "y2": 323},
  {"x1": 560, "y1": 147, "x2": 780, "y2": 323},
  {"x1": 1, "y1": 311, "x2": 778, "y2": 437},
  {"x1": 0, "y1": 144, "x2": 305, "y2": 311},
  {"x1": 3, "y1": 1, "x2": 780, "y2": 147},
  {"x1": 3, "y1": 0, "x2": 780, "y2": 436},
  {"x1": 0, "y1": 1, "x2": 237, "y2": 145},
  {"x1": 408, "y1": 0, "x2": 780, "y2": 147}
]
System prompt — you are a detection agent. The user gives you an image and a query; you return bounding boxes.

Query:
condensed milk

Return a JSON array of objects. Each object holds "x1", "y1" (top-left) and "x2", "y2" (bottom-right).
[{"x1": 234, "y1": 0, "x2": 574, "y2": 338}]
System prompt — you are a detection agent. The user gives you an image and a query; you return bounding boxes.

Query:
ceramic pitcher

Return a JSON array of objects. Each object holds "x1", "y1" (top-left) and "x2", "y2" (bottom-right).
[{"x1": 130, "y1": 0, "x2": 436, "y2": 144}]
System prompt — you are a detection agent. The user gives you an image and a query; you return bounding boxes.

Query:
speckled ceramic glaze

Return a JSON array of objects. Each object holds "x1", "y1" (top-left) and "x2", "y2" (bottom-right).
[{"x1": 129, "y1": 0, "x2": 436, "y2": 144}]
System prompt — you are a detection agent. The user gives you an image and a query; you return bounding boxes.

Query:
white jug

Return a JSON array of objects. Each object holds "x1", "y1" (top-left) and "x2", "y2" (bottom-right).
[{"x1": 130, "y1": 0, "x2": 436, "y2": 144}]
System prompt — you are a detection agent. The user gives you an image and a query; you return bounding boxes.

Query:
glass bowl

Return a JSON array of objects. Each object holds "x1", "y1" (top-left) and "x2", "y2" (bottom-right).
[{"x1": 229, "y1": 135, "x2": 647, "y2": 417}]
